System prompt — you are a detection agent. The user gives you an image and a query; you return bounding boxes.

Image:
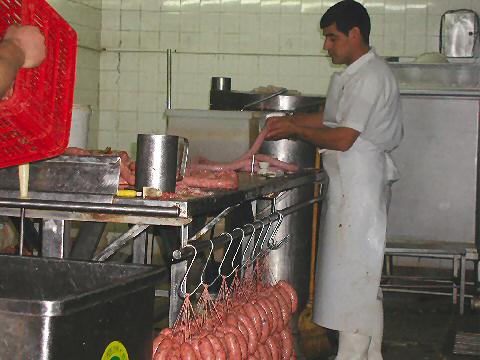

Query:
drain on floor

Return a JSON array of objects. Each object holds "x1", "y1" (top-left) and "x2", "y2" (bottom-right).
[{"x1": 453, "y1": 332, "x2": 480, "y2": 356}]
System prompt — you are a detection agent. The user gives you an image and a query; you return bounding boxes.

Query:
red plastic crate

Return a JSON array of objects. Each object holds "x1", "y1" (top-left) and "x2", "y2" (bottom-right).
[{"x1": 0, "y1": 0, "x2": 77, "y2": 168}]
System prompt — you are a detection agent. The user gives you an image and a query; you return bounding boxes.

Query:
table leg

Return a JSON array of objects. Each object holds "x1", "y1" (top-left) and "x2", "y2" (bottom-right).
[
  {"x1": 453, "y1": 255, "x2": 459, "y2": 305},
  {"x1": 169, "y1": 224, "x2": 188, "y2": 326},
  {"x1": 41, "y1": 219, "x2": 71, "y2": 258},
  {"x1": 132, "y1": 228, "x2": 148, "y2": 264},
  {"x1": 460, "y1": 255, "x2": 466, "y2": 315}
]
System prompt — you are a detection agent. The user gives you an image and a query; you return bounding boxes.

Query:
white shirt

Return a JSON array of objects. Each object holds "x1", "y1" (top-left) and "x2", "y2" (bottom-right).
[{"x1": 323, "y1": 49, "x2": 403, "y2": 152}]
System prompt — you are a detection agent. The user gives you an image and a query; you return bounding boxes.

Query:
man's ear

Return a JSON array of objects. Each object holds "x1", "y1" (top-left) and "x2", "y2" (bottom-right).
[{"x1": 348, "y1": 26, "x2": 362, "y2": 41}]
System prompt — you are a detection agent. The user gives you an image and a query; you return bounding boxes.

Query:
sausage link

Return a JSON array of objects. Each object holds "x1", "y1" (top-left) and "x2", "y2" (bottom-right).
[
  {"x1": 223, "y1": 332, "x2": 242, "y2": 360},
  {"x1": 279, "y1": 329, "x2": 293, "y2": 360},
  {"x1": 160, "y1": 328, "x2": 173, "y2": 337},
  {"x1": 222, "y1": 325, "x2": 248, "y2": 359},
  {"x1": 277, "y1": 281, "x2": 298, "y2": 313},
  {"x1": 153, "y1": 335, "x2": 166, "y2": 356},
  {"x1": 180, "y1": 342, "x2": 197, "y2": 360},
  {"x1": 269, "y1": 295, "x2": 285, "y2": 332},
  {"x1": 154, "y1": 337, "x2": 175, "y2": 358},
  {"x1": 237, "y1": 313, "x2": 259, "y2": 354},
  {"x1": 259, "y1": 297, "x2": 279, "y2": 335},
  {"x1": 276, "y1": 285, "x2": 295, "y2": 316},
  {"x1": 254, "y1": 300, "x2": 272, "y2": 342},
  {"x1": 189, "y1": 338, "x2": 203, "y2": 359},
  {"x1": 207, "y1": 334, "x2": 227, "y2": 360},
  {"x1": 265, "y1": 336, "x2": 281, "y2": 360},
  {"x1": 199, "y1": 336, "x2": 216, "y2": 360},
  {"x1": 244, "y1": 302, "x2": 262, "y2": 336},
  {"x1": 237, "y1": 321, "x2": 250, "y2": 350},
  {"x1": 257, "y1": 343, "x2": 272, "y2": 360},
  {"x1": 155, "y1": 340, "x2": 176, "y2": 360},
  {"x1": 274, "y1": 287, "x2": 292, "y2": 323},
  {"x1": 226, "y1": 313, "x2": 239, "y2": 327},
  {"x1": 256, "y1": 298, "x2": 275, "y2": 336},
  {"x1": 272, "y1": 289, "x2": 290, "y2": 329}
]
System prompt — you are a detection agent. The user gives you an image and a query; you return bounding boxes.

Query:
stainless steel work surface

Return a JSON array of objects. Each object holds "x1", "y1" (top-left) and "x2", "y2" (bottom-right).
[
  {"x1": 0, "y1": 170, "x2": 326, "y2": 223},
  {"x1": 115, "y1": 170, "x2": 326, "y2": 218}
]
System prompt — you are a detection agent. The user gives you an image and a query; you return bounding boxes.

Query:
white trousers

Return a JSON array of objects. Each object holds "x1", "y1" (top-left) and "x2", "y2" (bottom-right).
[{"x1": 335, "y1": 294, "x2": 384, "y2": 360}]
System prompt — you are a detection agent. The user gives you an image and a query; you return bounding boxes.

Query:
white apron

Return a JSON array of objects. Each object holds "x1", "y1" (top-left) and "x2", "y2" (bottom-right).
[{"x1": 312, "y1": 73, "x2": 399, "y2": 336}]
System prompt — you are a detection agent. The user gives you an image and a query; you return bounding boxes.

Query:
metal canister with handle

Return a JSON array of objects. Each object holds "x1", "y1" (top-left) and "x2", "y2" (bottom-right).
[{"x1": 135, "y1": 134, "x2": 189, "y2": 193}]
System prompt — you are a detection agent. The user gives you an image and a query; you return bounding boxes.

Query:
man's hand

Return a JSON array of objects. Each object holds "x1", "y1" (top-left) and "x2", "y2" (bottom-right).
[
  {"x1": 265, "y1": 116, "x2": 297, "y2": 141},
  {"x1": 4, "y1": 25, "x2": 46, "y2": 68}
]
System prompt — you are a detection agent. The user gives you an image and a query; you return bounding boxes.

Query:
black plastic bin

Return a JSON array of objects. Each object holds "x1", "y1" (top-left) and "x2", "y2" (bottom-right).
[{"x1": 0, "y1": 255, "x2": 163, "y2": 359}]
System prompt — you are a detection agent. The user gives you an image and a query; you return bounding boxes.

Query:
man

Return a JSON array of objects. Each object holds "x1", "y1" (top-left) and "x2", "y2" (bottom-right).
[
  {"x1": 0, "y1": 24, "x2": 46, "y2": 98},
  {"x1": 265, "y1": 1, "x2": 403, "y2": 359}
]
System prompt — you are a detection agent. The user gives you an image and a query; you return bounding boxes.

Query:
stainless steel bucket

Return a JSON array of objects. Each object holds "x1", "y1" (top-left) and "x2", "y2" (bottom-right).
[{"x1": 135, "y1": 134, "x2": 189, "y2": 192}]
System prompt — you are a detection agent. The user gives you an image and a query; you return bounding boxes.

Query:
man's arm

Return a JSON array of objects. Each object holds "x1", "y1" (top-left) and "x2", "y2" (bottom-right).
[
  {"x1": 265, "y1": 115, "x2": 360, "y2": 151},
  {"x1": 0, "y1": 25, "x2": 46, "y2": 98}
]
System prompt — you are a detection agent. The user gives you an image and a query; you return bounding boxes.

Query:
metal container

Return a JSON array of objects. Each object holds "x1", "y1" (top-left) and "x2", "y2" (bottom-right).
[
  {"x1": 211, "y1": 77, "x2": 231, "y2": 91},
  {"x1": 135, "y1": 134, "x2": 189, "y2": 192},
  {"x1": 0, "y1": 155, "x2": 121, "y2": 203},
  {"x1": 440, "y1": 10, "x2": 479, "y2": 58},
  {"x1": 257, "y1": 123, "x2": 316, "y2": 324},
  {"x1": 0, "y1": 255, "x2": 162, "y2": 360}
]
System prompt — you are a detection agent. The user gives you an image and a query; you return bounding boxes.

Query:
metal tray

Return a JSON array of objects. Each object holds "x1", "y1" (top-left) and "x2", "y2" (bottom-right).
[{"x1": 0, "y1": 155, "x2": 121, "y2": 203}]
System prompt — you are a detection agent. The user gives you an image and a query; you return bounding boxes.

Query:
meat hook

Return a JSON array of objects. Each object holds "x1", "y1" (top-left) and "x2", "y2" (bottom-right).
[
  {"x1": 240, "y1": 223, "x2": 256, "y2": 268},
  {"x1": 249, "y1": 219, "x2": 265, "y2": 261},
  {"x1": 267, "y1": 212, "x2": 290, "y2": 250},
  {"x1": 230, "y1": 227, "x2": 246, "y2": 271},
  {"x1": 217, "y1": 232, "x2": 235, "y2": 278},
  {"x1": 178, "y1": 243, "x2": 198, "y2": 298},
  {"x1": 190, "y1": 239, "x2": 215, "y2": 295},
  {"x1": 252, "y1": 220, "x2": 272, "y2": 262}
]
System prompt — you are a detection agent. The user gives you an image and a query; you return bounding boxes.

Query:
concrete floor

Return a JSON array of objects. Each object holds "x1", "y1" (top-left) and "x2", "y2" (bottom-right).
[
  {"x1": 380, "y1": 292, "x2": 478, "y2": 360},
  {"x1": 307, "y1": 292, "x2": 479, "y2": 360}
]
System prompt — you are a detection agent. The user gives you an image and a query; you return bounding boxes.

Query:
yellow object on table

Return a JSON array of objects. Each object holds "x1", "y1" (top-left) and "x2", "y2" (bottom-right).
[{"x1": 116, "y1": 189, "x2": 138, "y2": 198}]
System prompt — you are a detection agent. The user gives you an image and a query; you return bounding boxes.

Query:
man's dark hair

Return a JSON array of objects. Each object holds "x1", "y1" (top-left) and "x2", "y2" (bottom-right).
[{"x1": 320, "y1": 0, "x2": 371, "y2": 45}]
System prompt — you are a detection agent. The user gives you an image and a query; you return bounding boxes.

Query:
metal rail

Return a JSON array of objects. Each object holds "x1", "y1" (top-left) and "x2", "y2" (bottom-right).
[
  {"x1": 0, "y1": 198, "x2": 180, "y2": 217},
  {"x1": 172, "y1": 195, "x2": 324, "y2": 261}
]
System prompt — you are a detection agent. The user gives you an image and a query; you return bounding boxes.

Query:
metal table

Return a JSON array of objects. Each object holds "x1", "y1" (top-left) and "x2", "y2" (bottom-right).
[{"x1": 0, "y1": 169, "x2": 328, "y2": 323}]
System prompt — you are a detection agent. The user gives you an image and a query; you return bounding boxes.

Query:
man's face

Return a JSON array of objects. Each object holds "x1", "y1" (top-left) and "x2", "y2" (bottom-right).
[{"x1": 322, "y1": 23, "x2": 354, "y2": 65}]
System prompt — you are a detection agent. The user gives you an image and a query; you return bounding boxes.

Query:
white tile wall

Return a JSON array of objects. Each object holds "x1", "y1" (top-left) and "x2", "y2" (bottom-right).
[
  {"x1": 97, "y1": 0, "x2": 480, "y2": 151},
  {"x1": 48, "y1": 0, "x2": 102, "y2": 148}
]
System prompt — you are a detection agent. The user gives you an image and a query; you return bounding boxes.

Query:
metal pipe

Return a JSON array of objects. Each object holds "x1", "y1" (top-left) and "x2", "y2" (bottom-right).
[
  {"x1": 19, "y1": 208, "x2": 25, "y2": 255},
  {"x1": 167, "y1": 49, "x2": 172, "y2": 109},
  {"x1": 0, "y1": 198, "x2": 180, "y2": 217},
  {"x1": 382, "y1": 288, "x2": 474, "y2": 298},
  {"x1": 94, "y1": 224, "x2": 150, "y2": 261},
  {"x1": 172, "y1": 195, "x2": 324, "y2": 260}
]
